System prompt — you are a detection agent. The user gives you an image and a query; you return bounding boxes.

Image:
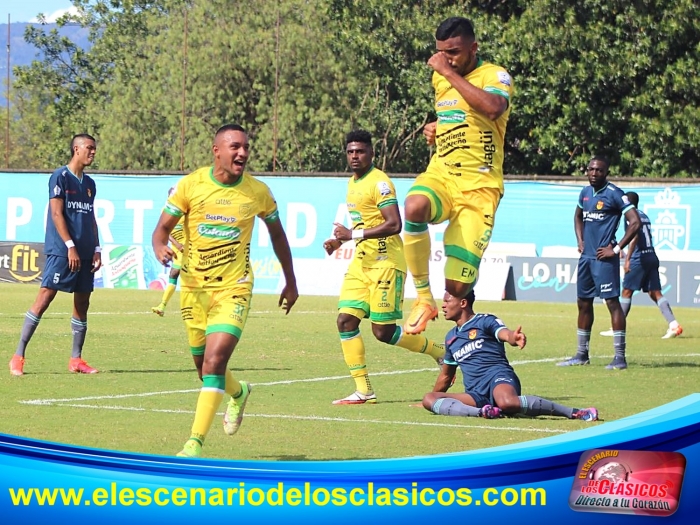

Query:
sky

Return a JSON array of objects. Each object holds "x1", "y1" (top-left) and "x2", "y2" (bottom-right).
[{"x1": 2, "y1": 1, "x2": 78, "y2": 23}]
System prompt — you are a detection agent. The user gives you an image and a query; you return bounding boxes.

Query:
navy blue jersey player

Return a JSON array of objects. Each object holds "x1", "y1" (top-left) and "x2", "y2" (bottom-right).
[
  {"x1": 600, "y1": 192, "x2": 682, "y2": 340},
  {"x1": 558, "y1": 156, "x2": 640, "y2": 370},
  {"x1": 9, "y1": 134, "x2": 102, "y2": 376},
  {"x1": 422, "y1": 291, "x2": 598, "y2": 421}
]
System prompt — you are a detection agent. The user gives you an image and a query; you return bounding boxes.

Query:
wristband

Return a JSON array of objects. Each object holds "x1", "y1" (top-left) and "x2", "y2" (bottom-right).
[
  {"x1": 612, "y1": 245, "x2": 621, "y2": 254},
  {"x1": 95, "y1": 246, "x2": 102, "y2": 254},
  {"x1": 351, "y1": 229, "x2": 365, "y2": 240},
  {"x1": 65, "y1": 240, "x2": 75, "y2": 249}
]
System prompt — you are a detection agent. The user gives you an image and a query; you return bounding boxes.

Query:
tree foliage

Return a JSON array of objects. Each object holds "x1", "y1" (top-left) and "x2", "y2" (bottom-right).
[{"x1": 7, "y1": 0, "x2": 700, "y2": 177}]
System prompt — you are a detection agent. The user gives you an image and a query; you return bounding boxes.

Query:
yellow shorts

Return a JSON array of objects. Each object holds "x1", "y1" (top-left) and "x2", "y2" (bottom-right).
[
  {"x1": 407, "y1": 168, "x2": 501, "y2": 284},
  {"x1": 180, "y1": 287, "x2": 252, "y2": 355},
  {"x1": 338, "y1": 265, "x2": 405, "y2": 325}
]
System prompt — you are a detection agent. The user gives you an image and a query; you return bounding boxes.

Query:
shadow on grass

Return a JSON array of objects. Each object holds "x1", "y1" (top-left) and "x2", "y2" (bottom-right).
[{"x1": 635, "y1": 361, "x2": 700, "y2": 369}]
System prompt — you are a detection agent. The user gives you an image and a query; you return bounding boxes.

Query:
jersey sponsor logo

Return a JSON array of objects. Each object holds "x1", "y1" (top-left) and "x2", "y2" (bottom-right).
[
  {"x1": 468, "y1": 329, "x2": 477, "y2": 339},
  {"x1": 66, "y1": 201, "x2": 93, "y2": 212},
  {"x1": 583, "y1": 211, "x2": 606, "y2": 221},
  {"x1": 349, "y1": 210, "x2": 362, "y2": 224},
  {"x1": 53, "y1": 185, "x2": 62, "y2": 196},
  {"x1": 205, "y1": 214, "x2": 237, "y2": 223},
  {"x1": 480, "y1": 130, "x2": 496, "y2": 167},
  {"x1": 596, "y1": 201, "x2": 604, "y2": 210},
  {"x1": 437, "y1": 109, "x2": 467, "y2": 124},
  {"x1": 377, "y1": 181, "x2": 392, "y2": 196},
  {"x1": 495, "y1": 318, "x2": 504, "y2": 326},
  {"x1": 454, "y1": 339, "x2": 483, "y2": 359},
  {"x1": 497, "y1": 71, "x2": 512, "y2": 86},
  {"x1": 197, "y1": 224, "x2": 241, "y2": 240},
  {"x1": 216, "y1": 199, "x2": 231, "y2": 205},
  {"x1": 436, "y1": 99, "x2": 458, "y2": 108}
]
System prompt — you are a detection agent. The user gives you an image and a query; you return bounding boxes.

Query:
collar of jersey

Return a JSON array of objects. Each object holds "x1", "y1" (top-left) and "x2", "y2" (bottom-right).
[
  {"x1": 353, "y1": 164, "x2": 375, "y2": 183},
  {"x1": 457, "y1": 313, "x2": 481, "y2": 331},
  {"x1": 209, "y1": 166, "x2": 244, "y2": 188},
  {"x1": 591, "y1": 182, "x2": 610, "y2": 196},
  {"x1": 64, "y1": 165, "x2": 83, "y2": 183}
]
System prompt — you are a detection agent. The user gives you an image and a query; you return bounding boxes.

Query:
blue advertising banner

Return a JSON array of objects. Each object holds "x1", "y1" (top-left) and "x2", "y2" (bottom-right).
[
  {"x1": 1, "y1": 394, "x2": 699, "y2": 523},
  {"x1": 1, "y1": 173, "x2": 699, "y2": 293}
]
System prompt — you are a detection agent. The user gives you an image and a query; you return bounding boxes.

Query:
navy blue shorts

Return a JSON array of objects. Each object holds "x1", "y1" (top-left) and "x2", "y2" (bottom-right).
[
  {"x1": 623, "y1": 257, "x2": 661, "y2": 292},
  {"x1": 466, "y1": 369, "x2": 521, "y2": 408},
  {"x1": 577, "y1": 257, "x2": 620, "y2": 299},
  {"x1": 41, "y1": 255, "x2": 95, "y2": 293}
]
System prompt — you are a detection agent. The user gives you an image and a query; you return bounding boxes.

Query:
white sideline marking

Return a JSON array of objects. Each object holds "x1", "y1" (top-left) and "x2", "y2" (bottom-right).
[
  {"x1": 31, "y1": 403, "x2": 565, "y2": 434},
  {"x1": 20, "y1": 359, "x2": 563, "y2": 406},
  {"x1": 18, "y1": 352, "x2": 697, "y2": 406}
]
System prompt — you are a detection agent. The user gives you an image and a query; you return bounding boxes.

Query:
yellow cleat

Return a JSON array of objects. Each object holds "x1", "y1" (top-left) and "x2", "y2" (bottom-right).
[
  {"x1": 404, "y1": 299, "x2": 438, "y2": 335},
  {"x1": 151, "y1": 304, "x2": 166, "y2": 317},
  {"x1": 176, "y1": 439, "x2": 202, "y2": 458}
]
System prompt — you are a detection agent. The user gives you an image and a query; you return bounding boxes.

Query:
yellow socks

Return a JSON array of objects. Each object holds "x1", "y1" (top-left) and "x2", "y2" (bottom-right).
[{"x1": 340, "y1": 329, "x2": 373, "y2": 394}]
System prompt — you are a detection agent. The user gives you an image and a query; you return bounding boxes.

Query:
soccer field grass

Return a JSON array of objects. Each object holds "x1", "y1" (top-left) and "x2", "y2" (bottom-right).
[{"x1": 0, "y1": 282, "x2": 697, "y2": 460}]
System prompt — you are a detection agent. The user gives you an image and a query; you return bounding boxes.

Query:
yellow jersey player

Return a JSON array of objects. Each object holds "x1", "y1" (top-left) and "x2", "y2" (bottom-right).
[
  {"x1": 151, "y1": 188, "x2": 185, "y2": 316},
  {"x1": 324, "y1": 130, "x2": 444, "y2": 405},
  {"x1": 152, "y1": 124, "x2": 298, "y2": 458},
  {"x1": 403, "y1": 16, "x2": 514, "y2": 334}
]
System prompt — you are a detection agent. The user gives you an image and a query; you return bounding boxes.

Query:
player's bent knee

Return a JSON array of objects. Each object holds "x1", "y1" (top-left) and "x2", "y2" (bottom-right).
[
  {"x1": 404, "y1": 195, "x2": 431, "y2": 223},
  {"x1": 422, "y1": 393, "x2": 438, "y2": 411},
  {"x1": 371, "y1": 323, "x2": 396, "y2": 343}
]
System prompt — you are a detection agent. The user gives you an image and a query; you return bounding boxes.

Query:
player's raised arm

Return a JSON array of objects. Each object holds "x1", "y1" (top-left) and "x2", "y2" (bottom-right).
[
  {"x1": 497, "y1": 325, "x2": 527, "y2": 349},
  {"x1": 266, "y1": 218, "x2": 299, "y2": 314}
]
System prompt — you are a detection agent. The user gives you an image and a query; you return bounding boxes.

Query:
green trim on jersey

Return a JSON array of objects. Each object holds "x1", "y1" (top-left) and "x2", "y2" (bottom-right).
[
  {"x1": 445, "y1": 244, "x2": 483, "y2": 269},
  {"x1": 264, "y1": 209, "x2": 280, "y2": 223},
  {"x1": 353, "y1": 164, "x2": 375, "y2": 183},
  {"x1": 208, "y1": 166, "x2": 244, "y2": 188},
  {"x1": 484, "y1": 86, "x2": 510, "y2": 101},
  {"x1": 164, "y1": 202, "x2": 184, "y2": 217},
  {"x1": 377, "y1": 199, "x2": 398, "y2": 209}
]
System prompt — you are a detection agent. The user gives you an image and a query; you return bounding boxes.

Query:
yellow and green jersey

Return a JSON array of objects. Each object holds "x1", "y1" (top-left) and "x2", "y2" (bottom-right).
[
  {"x1": 346, "y1": 166, "x2": 405, "y2": 272},
  {"x1": 432, "y1": 58, "x2": 514, "y2": 192},
  {"x1": 164, "y1": 166, "x2": 279, "y2": 291}
]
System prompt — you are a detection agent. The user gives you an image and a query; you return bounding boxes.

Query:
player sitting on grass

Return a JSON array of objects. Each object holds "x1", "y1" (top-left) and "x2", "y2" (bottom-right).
[{"x1": 422, "y1": 291, "x2": 599, "y2": 421}]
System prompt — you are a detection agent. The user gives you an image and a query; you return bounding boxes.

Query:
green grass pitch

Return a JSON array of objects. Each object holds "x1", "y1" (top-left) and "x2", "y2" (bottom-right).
[{"x1": 0, "y1": 283, "x2": 697, "y2": 460}]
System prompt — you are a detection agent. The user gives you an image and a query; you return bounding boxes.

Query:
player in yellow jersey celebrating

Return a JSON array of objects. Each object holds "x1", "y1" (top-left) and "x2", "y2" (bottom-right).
[
  {"x1": 152, "y1": 124, "x2": 298, "y2": 458},
  {"x1": 151, "y1": 187, "x2": 185, "y2": 316},
  {"x1": 403, "y1": 17, "x2": 514, "y2": 334},
  {"x1": 324, "y1": 130, "x2": 444, "y2": 405}
]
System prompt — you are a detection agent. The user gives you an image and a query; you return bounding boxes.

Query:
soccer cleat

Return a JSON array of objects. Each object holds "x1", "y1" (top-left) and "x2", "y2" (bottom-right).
[
  {"x1": 223, "y1": 381, "x2": 252, "y2": 435},
  {"x1": 176, "y1": 439, "x2": 202, "y2": 458},
  {"x1": 9, "y1": 355, "x2": 25, "y2": 376},
  {"x1": 662, "y1": 325, "x2": 683, "y2": 339},
  {"x1": 556, "y1": 355, "x2": 590, "y2": 367},
  {"x1": 404, "y1": 299, "x2": 439, "y2": 335},
  {"x1": 599, "y1": 329, "x2": 614, "y2": 337},
  {"x1": 573, "y1": 407, "x2": 599, "y2": 422},
  {"x1": 479, "y1": 404, "x2": 502, "y2": 419},
  {"x1": 605, "y1": 357, "x2": 628, "y2": 370},
  {"x1": 68, "y1": 357, "x2": 99, "y2": 374},
  {"x1": 332, "y1": 391, "x2": 377, "y2": 405},
  {"x1": 151, "y1": 304, "x2": 166, "y2": 317}
]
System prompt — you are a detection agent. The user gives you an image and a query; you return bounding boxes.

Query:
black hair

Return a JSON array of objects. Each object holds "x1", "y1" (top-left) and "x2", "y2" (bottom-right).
[
  {"x1": 215, "y1": 123, "x2": 246, "y2": 138},
  {"x1": 436, "y1": 17, "x2": 475, "y2": 41},
  {"x1": 625, "y1": 191, "x2": 639, "y2": 208},
  {"x1": 70, "y1": 134, "x2": 96, "y2": 157},
  {"x1": 345, "y1": 129, "x2": 373, "y2": 148},
  {"x1": 589, "y1": 155, "x2": 610, "y2": 170}
]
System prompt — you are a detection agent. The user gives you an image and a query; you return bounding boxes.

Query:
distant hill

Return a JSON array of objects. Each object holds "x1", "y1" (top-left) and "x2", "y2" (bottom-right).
[{"x1": 0, "y1": 22, "x2": 91, "y2": 106}]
